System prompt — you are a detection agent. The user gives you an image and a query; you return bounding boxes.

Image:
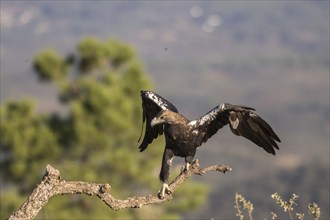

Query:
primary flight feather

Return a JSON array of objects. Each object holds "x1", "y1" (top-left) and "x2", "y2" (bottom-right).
[{"x1": 138, "y1": 90, "x2": 281, "y2": 199}]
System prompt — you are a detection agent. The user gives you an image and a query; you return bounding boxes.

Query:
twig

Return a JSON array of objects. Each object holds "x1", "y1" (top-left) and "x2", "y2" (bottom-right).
[{"x1": 8, "y1": 159, "x2": 231, "y2": 220}]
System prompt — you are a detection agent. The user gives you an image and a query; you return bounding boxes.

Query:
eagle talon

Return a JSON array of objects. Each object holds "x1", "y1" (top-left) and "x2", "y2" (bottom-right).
[
  {"x1": 181, "y1": 162, "x2": 190, "y2": 173},
  {"x1": 158, "y1": 183, "x2": 171, "y2": 199}
]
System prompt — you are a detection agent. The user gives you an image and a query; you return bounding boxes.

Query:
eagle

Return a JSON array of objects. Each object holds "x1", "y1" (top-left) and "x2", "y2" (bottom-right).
[{"x1": 138, "y1": 90, "x2": 280, "y2": 199}]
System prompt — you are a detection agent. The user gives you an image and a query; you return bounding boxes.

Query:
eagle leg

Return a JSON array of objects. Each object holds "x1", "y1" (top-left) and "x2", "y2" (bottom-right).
[
  {"x1": 158, "y1": 183, "x2": 172, "y2": 199},
  {"x1": 181, "y1": 155, "x2": 195, "y2": 173},
  {"x1": 158, "y1": 148, "x2": 174, "y2": 199},
  {"x1": 180, "y1": 162, "x2": 191, "y2": 173}
]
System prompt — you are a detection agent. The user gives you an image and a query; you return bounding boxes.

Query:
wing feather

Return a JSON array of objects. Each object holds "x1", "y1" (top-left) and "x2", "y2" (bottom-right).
[
  {"x1": 192, "y1": 103, "x2": 280, "y2": 155},
  {"x1": 190, "y1": 104, "x2": 232, "y2": 143},
  {"x1": 228, "y1": 107, "x2": 281, "y2": 155},
  {"x1": 138, "y1": 90, "x2": 178, "y2": 152}
]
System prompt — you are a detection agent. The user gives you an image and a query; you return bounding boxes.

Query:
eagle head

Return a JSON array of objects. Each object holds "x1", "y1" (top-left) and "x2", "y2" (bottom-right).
[{"x1": 151, "y1": 110, "x2": 181, "y2": 127}]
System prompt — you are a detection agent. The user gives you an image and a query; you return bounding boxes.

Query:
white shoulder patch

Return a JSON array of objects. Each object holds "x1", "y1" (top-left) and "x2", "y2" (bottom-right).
[
  {"x1": 145, "y1": 91, "x2": 167, "y2": 110},
  {"x1": 188, "y1": 120, "x2": 197, "y2": 126},
  {"x1": 220, "y1": 103, "x2": 226, "y2": 111},
  {"x1": 198, "y1": 107, "x2": 219, "y2": 125}
]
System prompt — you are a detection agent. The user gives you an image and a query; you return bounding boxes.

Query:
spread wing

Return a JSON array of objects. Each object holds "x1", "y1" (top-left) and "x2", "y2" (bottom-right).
[
  {"x1": 190, "y1": 103, "x2": 281, "y2": 155},
  {"x1": 138, "y1": 90, "x2": 178, "y2": 152}
]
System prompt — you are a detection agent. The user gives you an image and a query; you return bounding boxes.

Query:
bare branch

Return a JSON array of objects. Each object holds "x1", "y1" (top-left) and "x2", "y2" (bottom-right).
[{"x1": 8, "y1": 159, "x2": 231, "y2": 220}]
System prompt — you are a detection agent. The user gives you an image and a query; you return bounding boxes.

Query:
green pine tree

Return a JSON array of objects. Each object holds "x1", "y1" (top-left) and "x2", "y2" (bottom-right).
[{"x1": 0, "y1": 37, "x2": 206, "y2": 219}]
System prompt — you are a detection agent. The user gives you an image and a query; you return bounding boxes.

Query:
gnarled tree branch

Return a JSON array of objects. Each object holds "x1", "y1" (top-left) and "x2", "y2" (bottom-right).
[{"x1": 8, "y1": 159, "x2": 231, "y2": 220}]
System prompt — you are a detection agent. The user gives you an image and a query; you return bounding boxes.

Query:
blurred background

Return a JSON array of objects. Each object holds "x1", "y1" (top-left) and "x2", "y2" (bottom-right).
[{"x1": 1, "y1": 1, "x2": 329, "y2": 219}]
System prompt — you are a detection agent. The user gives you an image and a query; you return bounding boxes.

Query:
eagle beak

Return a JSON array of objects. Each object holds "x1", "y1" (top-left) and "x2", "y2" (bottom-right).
[{"x1": 151, "y1": 117, "x2": 161, "y2": 127}]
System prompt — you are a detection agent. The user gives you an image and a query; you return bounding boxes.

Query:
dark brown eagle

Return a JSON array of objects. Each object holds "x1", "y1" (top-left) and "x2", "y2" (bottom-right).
[{"x1": 138, "y1": 90, "x2": 280, "y2": 199}]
